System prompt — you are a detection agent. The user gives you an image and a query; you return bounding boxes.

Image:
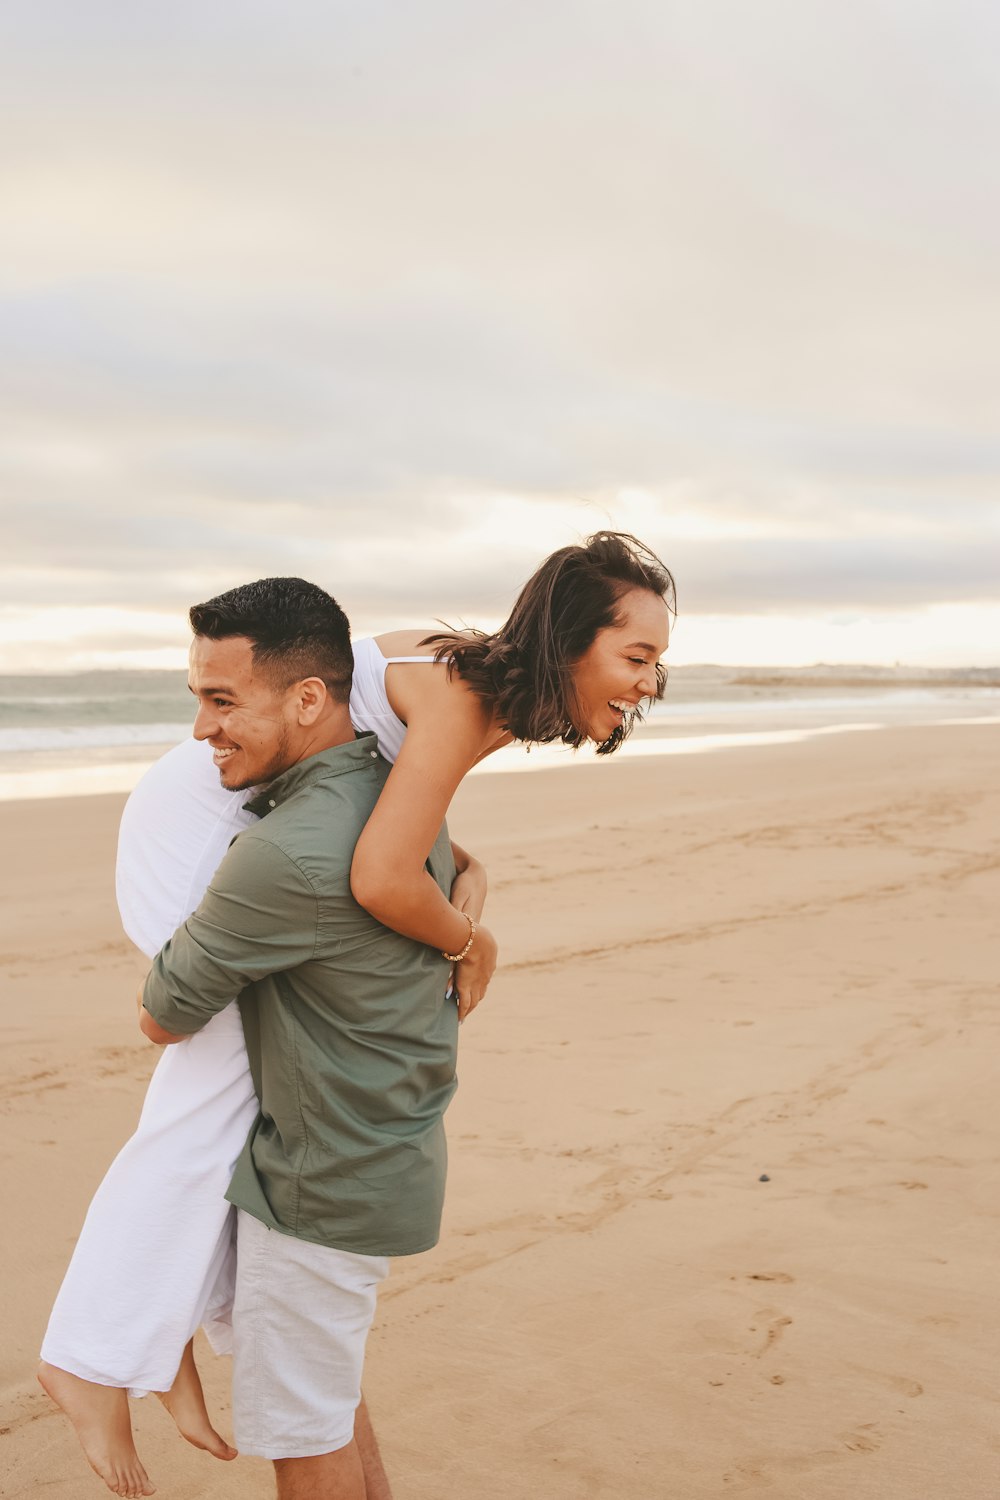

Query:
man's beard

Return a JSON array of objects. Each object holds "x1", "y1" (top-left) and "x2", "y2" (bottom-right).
[{"x1": 218, "y1": 722, "x2": 292, "y2": 792}]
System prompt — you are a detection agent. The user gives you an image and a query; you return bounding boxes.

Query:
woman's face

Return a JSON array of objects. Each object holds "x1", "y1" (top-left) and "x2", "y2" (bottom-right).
[{"x1": 569, "y1": 587, "x2": 671, "y2": 743}]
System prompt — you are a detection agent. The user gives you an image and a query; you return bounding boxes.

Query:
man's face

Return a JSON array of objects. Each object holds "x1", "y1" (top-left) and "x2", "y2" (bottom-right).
[{"x1": 189, "y1": 634, "x2": 297, "y2": 791}]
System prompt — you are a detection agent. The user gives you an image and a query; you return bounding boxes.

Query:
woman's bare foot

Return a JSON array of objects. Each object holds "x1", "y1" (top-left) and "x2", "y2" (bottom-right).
[
  {"x1": 156, "y1": 1339, "x2": 237, "y2": 1461},
  {"x1": 37, "y1": 1361, "x2": 155, "y2": 1498}
]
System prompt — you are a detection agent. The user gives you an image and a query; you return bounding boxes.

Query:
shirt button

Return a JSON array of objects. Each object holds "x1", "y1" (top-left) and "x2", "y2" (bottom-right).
[
  {"x1": 370, "y1": 751, "x2": 377, "y2": 758},
  {"x1": 268, "y1": 799, "x2": 276, "y2": 807}
]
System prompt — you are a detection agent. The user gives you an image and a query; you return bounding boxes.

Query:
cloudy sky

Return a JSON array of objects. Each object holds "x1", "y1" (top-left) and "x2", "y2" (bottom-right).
[{"x1": 2, "y1": 0, "x2": 998, "y2": 670}]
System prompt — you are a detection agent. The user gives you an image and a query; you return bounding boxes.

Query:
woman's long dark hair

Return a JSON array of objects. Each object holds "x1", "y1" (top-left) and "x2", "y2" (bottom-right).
[{"x1": 422, "y1": 531, "x2": 677, "y2": 755}]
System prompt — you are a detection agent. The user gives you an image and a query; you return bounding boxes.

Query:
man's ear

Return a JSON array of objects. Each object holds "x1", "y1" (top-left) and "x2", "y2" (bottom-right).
[{"x1": 296, "y1": 677, "x2": 329, "y2": 725}]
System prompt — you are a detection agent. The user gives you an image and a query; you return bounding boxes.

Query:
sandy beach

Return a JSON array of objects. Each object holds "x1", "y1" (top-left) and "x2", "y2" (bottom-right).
[{"x1": 1, "y1": 720, "x2": 997, "y2": 1499}]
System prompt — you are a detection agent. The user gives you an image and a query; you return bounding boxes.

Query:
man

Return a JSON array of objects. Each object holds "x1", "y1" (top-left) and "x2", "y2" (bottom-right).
[{"x1": 140, "y1": 577, "x2": 460, "y2": 1500}]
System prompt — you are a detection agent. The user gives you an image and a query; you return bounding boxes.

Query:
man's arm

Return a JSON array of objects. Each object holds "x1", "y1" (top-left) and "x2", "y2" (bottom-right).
[
  {"x1": 139, "y1": 832, "x2": 321, "y2": 1042},
  {"x1": 140, "y1": 1006, "x2": 188, "y2": 1046},
  {"x1": 136, "y1": 982, "x2": 188, "y2": 1045}
]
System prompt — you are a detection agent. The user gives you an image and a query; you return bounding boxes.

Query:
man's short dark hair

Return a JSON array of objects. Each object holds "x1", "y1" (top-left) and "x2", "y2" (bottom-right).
[{"x1": 189, "y1": 578, "x2": 353, "y2": 703}]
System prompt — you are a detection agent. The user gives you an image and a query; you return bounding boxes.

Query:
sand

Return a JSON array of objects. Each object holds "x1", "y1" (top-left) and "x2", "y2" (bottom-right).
[{"x1": 1, "y1": 722, "x2": 997, "y2": 1499}]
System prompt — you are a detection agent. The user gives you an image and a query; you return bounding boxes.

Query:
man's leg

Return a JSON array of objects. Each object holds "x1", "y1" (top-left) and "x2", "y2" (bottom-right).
[
  {"x1": 232, "y1": 1214, "x2": 390, "y2": 1493},
  {"x1": 274, "y1": 1442, "x2": 366, "y2": 1500},
  {"x1": 355, "y1": 1397, "x2": 393, "y2": 1500},
  {"x1": 271, "y1": 1401, "x2": 391, "y2": 1500}
]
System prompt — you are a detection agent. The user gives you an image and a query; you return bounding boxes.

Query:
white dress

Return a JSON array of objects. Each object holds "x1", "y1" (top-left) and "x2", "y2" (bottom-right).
[{"x1": 41, "y1": 639, "x2": 436, "y2": 1394}]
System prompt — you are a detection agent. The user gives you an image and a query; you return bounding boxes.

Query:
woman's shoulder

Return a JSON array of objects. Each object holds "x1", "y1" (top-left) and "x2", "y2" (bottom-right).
[
  {"x1": 370, "y1": 628, "x2": 453, "y2": 658},
  {"x1": 375, "y1": 630, "x2": 500, "y2": 744}
]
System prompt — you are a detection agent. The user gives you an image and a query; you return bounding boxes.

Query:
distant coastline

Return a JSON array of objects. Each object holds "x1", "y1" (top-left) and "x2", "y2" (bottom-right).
[{"x1": 726, "y1": 667, "x2": 1000, "y2": 691}]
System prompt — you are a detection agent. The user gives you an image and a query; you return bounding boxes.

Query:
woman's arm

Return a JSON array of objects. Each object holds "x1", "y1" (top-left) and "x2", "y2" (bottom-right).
[{"x1": 350, "y1": 669, "x2": 498, "y2": 1020}]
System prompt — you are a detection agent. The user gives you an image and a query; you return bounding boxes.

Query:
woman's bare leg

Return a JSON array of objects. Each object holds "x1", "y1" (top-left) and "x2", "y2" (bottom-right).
[
  {"x1": 155, "y1": 1338, "x2": 237, "y2": 1461},
  {"x1": 36, "y1": 1361, "x2": 155, "y2": 1498}
]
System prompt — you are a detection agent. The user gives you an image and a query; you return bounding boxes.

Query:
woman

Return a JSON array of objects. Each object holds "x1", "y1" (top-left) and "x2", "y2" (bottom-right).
[{"x1": 39, "y1": 531, "x2": 675, "y2": 1498}]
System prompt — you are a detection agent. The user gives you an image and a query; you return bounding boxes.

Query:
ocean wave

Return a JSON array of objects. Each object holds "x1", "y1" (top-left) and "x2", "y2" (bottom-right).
[{"x1": 0, "y1": 723, "x2": 191, "y2": 754}]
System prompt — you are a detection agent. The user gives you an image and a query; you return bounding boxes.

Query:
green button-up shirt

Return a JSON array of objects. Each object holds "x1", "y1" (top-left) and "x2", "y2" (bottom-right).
[{"x1": 142, "y1": 734, "x2": 458, "y2": 1257}]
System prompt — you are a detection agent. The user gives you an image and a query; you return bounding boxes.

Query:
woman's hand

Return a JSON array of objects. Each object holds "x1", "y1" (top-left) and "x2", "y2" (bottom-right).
[
  {"x1": 449, "y1": 852, "x2": 487, "y2": 924},
  {"x1": 449, "y1": 845, "x2": 492, "y2": 1019},
  {"x1": 454, "y1": 922, "x2": 498, "y2": 1023}
]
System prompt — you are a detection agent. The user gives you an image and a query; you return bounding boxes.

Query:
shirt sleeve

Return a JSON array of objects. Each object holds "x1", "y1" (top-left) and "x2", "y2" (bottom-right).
[{"x1": 142, "y1": 831, "x2": 319, "y2": 1035}]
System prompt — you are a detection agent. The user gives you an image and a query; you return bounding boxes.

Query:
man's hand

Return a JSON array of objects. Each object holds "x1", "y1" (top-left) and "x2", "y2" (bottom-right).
[{"x1": 454, "y1": 922, "x2": 498, "y2": 1023}]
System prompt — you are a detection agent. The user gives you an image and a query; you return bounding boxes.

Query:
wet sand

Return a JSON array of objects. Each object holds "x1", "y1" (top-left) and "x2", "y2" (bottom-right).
[{"x1": 1, "y1": 721, "x2": 997, "y2": 1498}]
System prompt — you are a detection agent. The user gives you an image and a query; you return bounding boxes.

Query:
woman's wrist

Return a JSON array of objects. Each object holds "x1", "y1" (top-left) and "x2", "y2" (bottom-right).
[{"x1": 441, "y1": 911, "x2": 477, "y2": 963}]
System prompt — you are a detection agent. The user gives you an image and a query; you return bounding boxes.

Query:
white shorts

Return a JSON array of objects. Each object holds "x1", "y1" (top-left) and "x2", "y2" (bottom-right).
[{"x1": 232, "y1": 1210, "x2": 389, "y2": 1459}]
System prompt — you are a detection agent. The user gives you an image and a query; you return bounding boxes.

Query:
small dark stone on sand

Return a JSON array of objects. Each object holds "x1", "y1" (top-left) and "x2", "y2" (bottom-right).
[{"x1": 758, "y1": 1173, "x2": 770, "y2": 1182}]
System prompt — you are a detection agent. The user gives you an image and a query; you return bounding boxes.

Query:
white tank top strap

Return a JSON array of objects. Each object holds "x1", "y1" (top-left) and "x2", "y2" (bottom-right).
[
  {"x1": 348, "y1": 637, "x2": 447, "y2": 764},
  {"x1": 380, "y1": 653, "x2": 441, "y2": 663}
]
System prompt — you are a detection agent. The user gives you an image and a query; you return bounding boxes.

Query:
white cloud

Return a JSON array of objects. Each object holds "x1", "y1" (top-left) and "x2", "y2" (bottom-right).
[{"x1": 1, "y1": 0, "x2": 998, "y2": 666}]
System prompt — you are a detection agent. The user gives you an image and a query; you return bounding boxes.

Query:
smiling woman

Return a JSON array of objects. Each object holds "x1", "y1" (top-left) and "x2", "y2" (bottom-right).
[
  {"x1": 564, "y1": 590, "x2": 669, "y2": 746},
  {"x1": 421, "y1": 530, "x2": 674, "y2": 754}
]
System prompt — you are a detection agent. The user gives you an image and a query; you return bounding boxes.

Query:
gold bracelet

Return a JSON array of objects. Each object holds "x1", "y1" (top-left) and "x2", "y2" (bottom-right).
[{"x1": 442, "y1": 912, "x2": 477, "y2": 963}]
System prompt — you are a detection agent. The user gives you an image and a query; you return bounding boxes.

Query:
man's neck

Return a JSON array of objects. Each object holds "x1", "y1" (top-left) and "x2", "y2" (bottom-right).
[{"x1": 286, "y1": 713, "x2": 357, "y2": 768}]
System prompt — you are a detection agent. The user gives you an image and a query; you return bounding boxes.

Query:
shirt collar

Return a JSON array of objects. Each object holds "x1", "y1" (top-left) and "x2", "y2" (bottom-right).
[{"x1": 243, "y1": 732, "x2": 381, "y2": 817}]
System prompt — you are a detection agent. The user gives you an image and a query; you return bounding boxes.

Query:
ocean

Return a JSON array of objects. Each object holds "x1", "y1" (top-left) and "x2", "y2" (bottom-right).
[{"x1": 1, "y1": 665, "x2": 998, "y2": 801}]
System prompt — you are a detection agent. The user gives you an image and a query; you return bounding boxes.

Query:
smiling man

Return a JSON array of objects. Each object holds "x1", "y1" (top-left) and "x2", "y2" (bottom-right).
[
  {"x1": 143, "y1": 578, "x2": 459, "y2": 1500},
  {"x1": 186, "y1": 583, "x2": 353, "y2": 790},
  {"x1": 38, "y1": 577, "x2": 478, "y2": 1500}
]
